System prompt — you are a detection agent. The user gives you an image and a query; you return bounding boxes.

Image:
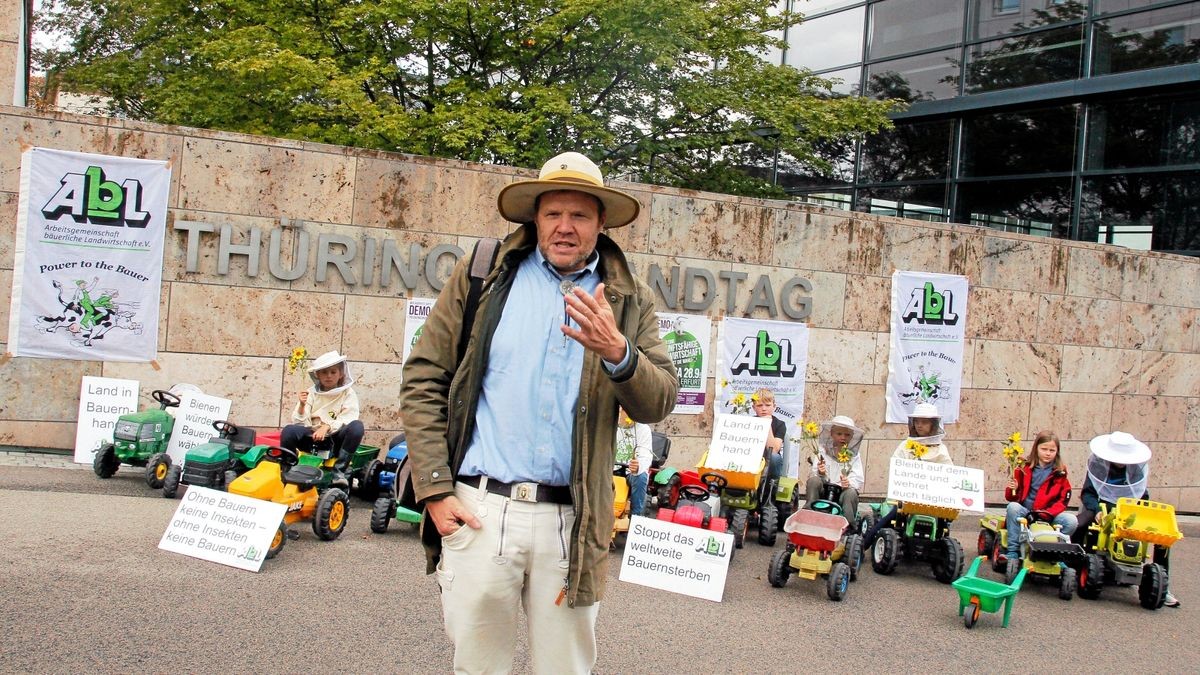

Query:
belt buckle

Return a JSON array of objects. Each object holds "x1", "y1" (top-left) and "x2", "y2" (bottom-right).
[{"x1": 512, "y1": 482, "x2": 538, "y2": 503}]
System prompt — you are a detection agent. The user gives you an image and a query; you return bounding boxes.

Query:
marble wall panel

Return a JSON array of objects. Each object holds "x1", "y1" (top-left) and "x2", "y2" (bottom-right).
[
  {"x1": 351, "y1": 154, "x2": 434, "y2": 231},
  {"x1": 966, "y1": 286, "x2": 1040, "y2": 340},
  {"x1": 835, "y1": 383, "x2": 899, "y2": 440},
  {"x1": 859, "y1": 438, "x2": 899, "y2": 497},
  {"x1": 954, "y1": 389, "x2": 1032, "y2": 440},
  {"x1": 0, "y1": 114, "x2": 121, "y2": 192},
  {"x1": 1, "y1": 1, "x2": 19, "y2": 38},
  {"x1": 842, "y1": 274, "x2": 890, "y2": 332},
  {"x1": 654, "y1": 391, "x2": 715, "y2": 440},
  {"x1": 0, "y1": 422, "x2": 76, "y2": 450},
  {"x1": 0, "y1": 190, "x2": 16, "y2": 268},
  {"x1": 872, "y1": 333, "x2": 889, "y2": 386},
  {"x1": 1119, "y1": 303, "x2": 1196, "y2": 353},
  {"x1": 179, "y1": 138, "x2": 354, "y2": 224},
  {"x1": 806, "y1": 328, "x2": 877, "y2": 385},
  {"x1": 885, "y1": 224, "x2": 982, "y2": 279},
  {"x1": 978, "y1": 235, "x2": 1068, "y2": 295},
  {"x1": 342, "y1": 295, "x2": 409, "y2": 364},
  {"x1": 1037, "y1": 294, "x2": 1122, "y2": 347},
  {"x1": 164, "y1": 283, "x2": 343, "y2": 357},
  {"x1": 1176, "y1": 487, "x2": 1200, "y2": 513},
  {"x1": 1189, "y1": 398, "x2": 1200, "y2": 443},
  {"x1": 648, "y1": 194, "x2": 773, "y2": 264},
  {"x1": 1028, "y1": 391, "x2": 1113, "y2": 441},
  {"x1": 1138, "y1": 352, "x2": 1200, "y2": 397},
  {"x1": 0, "y1": 356, "x2": 101, "y2": 419},
  {"x1": 164, "y1": 210, "x2": 294, "y2": 290},
  {"x1": 1057, "y1": 440, "x2": 1090, "y2": 504},
  {"x1": 0, "y1": 39, "x2": 13, "y2": 107},
  {"x1": 659, "y1": 434, "x2": 709, "y2": 471},
  {"x1": 803, "y1": 382, "x2": 839, "y2": 423},
  {"x1": 429, "y1": 165, "x2": 524, "y2": 241},
  {"x1": 1109, "y1": 395, "x2": 1191, "y2": 443},
  {"x1": 347, "y1": 361, "x2": 404, "y2": 432},
  {"x1": 971, "y1": 340, "x2": 1061, "y2": 390},
  {"x1": 156, "y1": 283, "x2": 170, "y2": 353},
  {"x1": 1059, "y1": 345, "x2": 1141, "y2": 394},
  {"x1": 1066, "y1": 245, "x2": 1126, "y2": 301},
  {"x1": 101, "y1": 354, "x2": 281, "y2": 429},
  {"x1": 772, "y1": 207, "x2": 857, "y2": 274},
  {"x1": 962, "y1": 440, "x2": 1014, "y2": 500},
  {"x1": 1124, "y1": 254, "x2": 1200, "y2": 309},
  {"x1": 1149, "y1": 443, "x2": 1199, "y2": 490},
  {"x1": 606, "y1": 185, "x2": 654, "y2": 256}
]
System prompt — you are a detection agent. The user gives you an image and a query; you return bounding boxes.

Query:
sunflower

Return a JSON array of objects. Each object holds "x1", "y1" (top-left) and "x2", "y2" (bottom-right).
[
  {"x1": 286, "y1": 346, "x2": 309, "y2": 375},
  {"x1": 906, "y1": 439, "x2": 929, "y2": 460},
  {"x1": 836, "y1": 446, "x2": 853, "y2": 464}
]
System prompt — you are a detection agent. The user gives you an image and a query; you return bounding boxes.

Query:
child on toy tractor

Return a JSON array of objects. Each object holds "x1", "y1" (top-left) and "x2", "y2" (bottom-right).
[
  {"x1": 995, "y1": 430, "x2": 1077, "y2": 563},
  {"x1": 804, "y1": 415, "x2": 864, "y2": 524},
  {"x1": 281, "y1": 350, "x2": 364, "y2": 487}
]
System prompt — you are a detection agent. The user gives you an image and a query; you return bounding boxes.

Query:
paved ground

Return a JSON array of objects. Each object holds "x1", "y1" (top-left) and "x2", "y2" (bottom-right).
[{"x1": 1, "y1": 452, "x2": 1197, "y2": 673}]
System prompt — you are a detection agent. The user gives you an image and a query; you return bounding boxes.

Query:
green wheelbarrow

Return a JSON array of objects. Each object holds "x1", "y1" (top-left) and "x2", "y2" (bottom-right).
[{"x1": 952, "y1": 555, "x2": 1027, "y2": 628}]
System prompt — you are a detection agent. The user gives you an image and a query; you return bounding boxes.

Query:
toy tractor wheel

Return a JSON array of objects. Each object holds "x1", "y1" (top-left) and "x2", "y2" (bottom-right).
[
  {"x1": 314, "y1": 488, "x2": 350, "y2": 541},
  {"x1": 1005, "y1": 557, "x2": 1021, "y2": 585},
  {"x1": 964, "y1": 600, "x2": 981, "y2": 629},
  {"x1": 1078, "y1": 553, "x2": 1104, "y2": 599},
  {"x1": 162, "y1": 464, "x2": 183, "y2": 498},
  {"x1": 145, "y1": 453, "x2": 172, "y2": 489},
  {"x1": 358, "y1": 459, "x2": 383, "y2": 501},
  {"x1": 856, "y1": 508, "x2": 876, "y2": 539},
  {"x1": 266, "y1": 523, "x2": 286, "y2": 559},
  {"x1": 826, "y1": 561, "x2": 850, "y2": 601},
  {"x1": 1058, "y1": 566, "x2": 1076, "y2": 601},
  {"x1": 989, "y1": 535, "x2": 1007, "y2": 573},
  {"x1": 767, "y1": 548, "x2": 791, "y2": 588},
  {"x1": 977, "y1": 529, "x2": 995, "y2": 558},
  {"x1": 1139, "y1": 563, "x2": 1168, "y2": 610},
  {"x1": 658, "y1": 474, "x2": 681, "y2": 510},
  {"x1": 757, "y1": 503, "x2": 778, "y2": 546},
  {"x1": 934, "y1": 537, "x2": 965, "y2": 584},
  {"x1": 728, "y1": 509, "x2": 749, "y2": 550},
  {"x1": 370, "y1": 496, "x2": 394, "y2": 534},
  {"x1": 777, "y1": 498, "x2": 793, "y2": 531},
  {"x1": 92, "y1": 444, "x2": 119, "y2": 478},
  {"x1": 844, "y1": 534, "x2": 864, "y2": 581},
  {"x1": 872, "y1": 528, "x2": 900, "y2": 575}
]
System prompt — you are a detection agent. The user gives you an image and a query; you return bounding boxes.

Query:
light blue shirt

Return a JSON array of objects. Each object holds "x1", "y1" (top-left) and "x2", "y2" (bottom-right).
[{"x1": 459, "y1": 248, "x2": 629, "y2": 485}]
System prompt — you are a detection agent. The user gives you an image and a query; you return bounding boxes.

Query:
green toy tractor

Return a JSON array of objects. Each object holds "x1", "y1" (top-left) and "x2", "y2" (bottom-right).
[
  {"x1": 1077, "y1": 498, "x2": 1182, "y2": 609},
  {"x1": 162, "y1": 420, "x2": 271, "y2": 498},
  {"x1": 92, "y1": 389, "x2": 180, "y2": 488}
]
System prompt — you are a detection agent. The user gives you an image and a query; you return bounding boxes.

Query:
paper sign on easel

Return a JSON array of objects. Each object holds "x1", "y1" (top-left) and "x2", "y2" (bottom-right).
[
  {"x1": 886, "y1": 457, "x2": 986, "y2": 513},
  {"x1": 165, "y1": 391, "x2": 232, "y2": 462},
  {"x1": 74, "y1": 376, "x2": 140, "y2": 464},
  {"x1": 619, "y1": 515, "x2": 734, "y2": 602},
  {"x1": 704, "y1": 414, "x2": 769, "y2": 473},
  {"x1": 158, "y1": 486, "x2": 287, "y2": 572}
]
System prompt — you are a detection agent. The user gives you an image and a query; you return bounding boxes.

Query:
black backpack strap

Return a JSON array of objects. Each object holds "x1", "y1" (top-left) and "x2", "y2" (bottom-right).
[{"x1": 457, "y1": 237, "x2": 500, "y2": 364}]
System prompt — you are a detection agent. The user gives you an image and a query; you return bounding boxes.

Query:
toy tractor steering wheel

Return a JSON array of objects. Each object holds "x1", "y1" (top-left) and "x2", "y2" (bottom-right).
[
  {"x1": 152, "y1": 389, "x2": 182, "y2": 408},
  {"x1": 700, "y1": 472, "x2": 728, "y2": 492},
  {"x1": 678, "y1": 485, "x2": 711, "y2": 503},
  {"x1": 212, "y1": 420, "x2": 239, "y2": 437},
  {"x1": 262, "y1": 445, "x2": 300, "y2": 468}
]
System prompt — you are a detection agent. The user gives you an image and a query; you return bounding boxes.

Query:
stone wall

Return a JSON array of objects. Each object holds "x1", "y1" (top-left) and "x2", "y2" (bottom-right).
[
  {"x1": 1, "y1": 105, "x2": 1198, "y2": 509},
  {"x1": 0, "y1": 1, "x2": 20, "y2": 107}
]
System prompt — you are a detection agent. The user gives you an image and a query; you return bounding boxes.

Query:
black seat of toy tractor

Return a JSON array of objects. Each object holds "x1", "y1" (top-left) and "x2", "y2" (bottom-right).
[
  {"x1": 282, "y1": 465, "x2": 323, "y2": 490},
  {"x1": 650, "y1": 432, "x2": 671, "y2": 469},
  {"x1": 227, "y1": 425, "x2": 257, "y2": 453}
]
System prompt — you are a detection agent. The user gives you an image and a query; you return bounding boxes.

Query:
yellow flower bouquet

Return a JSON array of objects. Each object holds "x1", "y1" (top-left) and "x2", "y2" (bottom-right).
[
  {"x1": 905, "y1": 439, "x2": 929, "y2": 460},
  {"x1": 1001, "y1": 432, "x2": 1025, "y2": 473},
  {"x1": 836, "y1": 444, "x2": 855, "y2": 477},
  {"x1": 791, "y1": 419, "x2": 822, "y2": 465}
]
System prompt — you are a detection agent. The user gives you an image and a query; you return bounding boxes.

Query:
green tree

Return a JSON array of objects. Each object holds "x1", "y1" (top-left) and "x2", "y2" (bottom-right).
[{"x1": 39, "y1": 0, "x2": 900, "y2": 197}]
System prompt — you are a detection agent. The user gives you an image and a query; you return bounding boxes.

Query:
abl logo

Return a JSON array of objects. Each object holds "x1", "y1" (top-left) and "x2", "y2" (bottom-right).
[
  {"x1": 730, "y1": 330, "x2": 797, "y2": 377},
  {"x1": 902, "y1": 282, "x2": 959, "y2": 325},
  {"x1": 41, "y1": 165, "x2": 152, "y2": 227}
]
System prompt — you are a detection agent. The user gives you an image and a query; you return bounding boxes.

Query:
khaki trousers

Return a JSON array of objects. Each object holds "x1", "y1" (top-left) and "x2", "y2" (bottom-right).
[{"x1": 436, "y1": 481, "x2": 599, "y2": 675}]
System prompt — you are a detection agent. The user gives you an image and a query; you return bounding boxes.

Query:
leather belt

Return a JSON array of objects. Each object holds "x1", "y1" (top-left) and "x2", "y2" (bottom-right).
[{"x1": 458, "y1": 474, "x2": 572, "y2": 505}]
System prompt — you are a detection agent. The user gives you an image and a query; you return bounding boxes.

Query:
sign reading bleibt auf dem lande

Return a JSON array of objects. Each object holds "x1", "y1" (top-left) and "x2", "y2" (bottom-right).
[
  {"x1": 886, "y1": 457, "x2": 986, "y2": 513},
  {"x1": 159, "y1": 486, "x2": 287, "y2": 572}
]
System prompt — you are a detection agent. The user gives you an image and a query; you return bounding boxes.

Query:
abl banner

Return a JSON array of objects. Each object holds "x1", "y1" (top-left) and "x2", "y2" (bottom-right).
[
  {"x1": 656, "y1": 312, "x2": 712, "y2": 415},
  {"x1": 716, "y1": 317, "x2": 809, "y2": 477},
  {"x1": 886, "y1": 271, "x2": 969, "y2": 424},
  {"x1": 7, "y1": 148, "x2": 170, "y2": 362}
]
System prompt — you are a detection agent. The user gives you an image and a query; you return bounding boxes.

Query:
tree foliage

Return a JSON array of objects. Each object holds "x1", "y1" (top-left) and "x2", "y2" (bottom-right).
[{"x1": 39, "y1": 0, "x2": 901, "y2": 197}]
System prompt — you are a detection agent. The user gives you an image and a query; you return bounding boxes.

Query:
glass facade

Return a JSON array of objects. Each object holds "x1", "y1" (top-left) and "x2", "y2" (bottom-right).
[{"x1": 771, "y1": 0, "x2": 1200, "y2": 256}]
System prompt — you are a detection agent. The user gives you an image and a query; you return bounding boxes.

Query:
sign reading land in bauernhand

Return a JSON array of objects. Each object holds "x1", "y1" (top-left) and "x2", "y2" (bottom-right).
[
  {"x1": 619, "y1": 516, "x2": 733, "y2": 602},
  {"x1": 158, "y1": 486, "x2": 286, "y2": 572},
  {"x1": 74, "y1": 375, "x2": 139, "y2": 464},
  {"x1": 887, "y1": 457, "x2": 985, "y2": 513},
  {"x1": 705, "y1": 413, "x2": 770, "y2": 473}
]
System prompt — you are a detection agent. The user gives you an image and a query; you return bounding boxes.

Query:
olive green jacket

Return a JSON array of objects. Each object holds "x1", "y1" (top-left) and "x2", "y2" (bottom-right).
[{"x1": 399, "y1": 224, "x2": 678, "y2": 607}]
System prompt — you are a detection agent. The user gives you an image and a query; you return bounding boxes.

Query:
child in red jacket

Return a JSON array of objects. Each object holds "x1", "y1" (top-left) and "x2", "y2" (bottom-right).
[{"x1": 1004, "y1": 430, "x2": 1077, "y2": 558}]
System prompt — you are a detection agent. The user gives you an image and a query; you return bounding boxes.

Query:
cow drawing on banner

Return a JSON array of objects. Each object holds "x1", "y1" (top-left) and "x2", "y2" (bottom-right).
[
  {"x1": 900, "y1": 364, "x2": 951, "y2": 404},
  {"x1": 37, "y1": 277, "x2": 144, "y2": 347}
]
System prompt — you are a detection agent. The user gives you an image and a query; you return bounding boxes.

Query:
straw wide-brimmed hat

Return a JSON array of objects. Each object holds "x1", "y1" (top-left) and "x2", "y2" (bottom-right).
[
  {"x1": 497, "y1": 152, "x2": 641, "y2": 229},
  {"x1": 1088, "y1": 431, "x2": 1151, "y2": 465}
]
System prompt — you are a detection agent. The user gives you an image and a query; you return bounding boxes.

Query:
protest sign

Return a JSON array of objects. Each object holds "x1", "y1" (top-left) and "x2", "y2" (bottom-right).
[
  {"x1": 165, "y1": 391, "x2": 233, "y2": 462},
  {"x1": 705, "y1": 414, "x2": 770, "y2": 473},
  {"x1": 158, "y1": 486, "x2": 287, "y2": 572},
  {"x1": 886, "y1": 271, "x2": 969, "y2": 423},
  {"x1": 886, "y1": 457, "x2": 986, "y2": 513},
  {"x1": 619, "y1": 515, "x2": 733, "y2": 602},
  {"x1": 656, "y1": 312, "x2": 712, "y2": 415},
  {"x1": 74, "y1": 376, "x2": 139, "y2": 464},
  {"x1": 403, "y1": 297, "x2": 436, "y2": 363}
]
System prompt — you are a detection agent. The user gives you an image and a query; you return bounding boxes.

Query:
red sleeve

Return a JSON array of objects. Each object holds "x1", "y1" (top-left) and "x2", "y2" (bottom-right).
[
  {"x1": 1041, "y1": 472, "x2": 1071, "y2": 518},
  {"x1": 1004, "y1": 467, "x2": 1024, "y2": 503}
]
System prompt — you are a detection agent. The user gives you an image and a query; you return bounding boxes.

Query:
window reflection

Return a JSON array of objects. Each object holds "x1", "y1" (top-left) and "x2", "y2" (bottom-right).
[
  {"x1": 861, "y1": 119, "x2": 954, "y2": 183},
  {"x1": 971, "y1": 0, "x2": 1086, "y2": 40},
  {"x1": 957, "y1": 178, "x2": 1073, "y2": 237},
  {"x1": 964, "y1": 25, "x2": 1084, "y2": 93},
  {"x1": 856, "y1": 185, "x2": 950, "y2": 222},
  {"x1": 1092, "y1": 4, "x2": 1200, "y2": 75},
  {"x1": 785, "y1": 7, "x2": 866, "y2": 71},
  {"x1": 1086, "y1": 91, "x2": 1200, "y2": 170},
  {"x1": 962, "y1": 105, "x2": 1079, "y2": 176},
  {"x1": 868, "y1": 0, "x2": 964, "y2": 60},
  {"x1": 1080, "y1": 173, "x2": 1200, "y2": 253},
  {"x1": 864, "y1": 50, "x2": 960, "y2": 102}
]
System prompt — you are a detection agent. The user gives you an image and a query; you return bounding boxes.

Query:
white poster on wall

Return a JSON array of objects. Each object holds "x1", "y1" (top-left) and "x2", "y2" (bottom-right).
[
  {"x1": 165, "y1": 391, "x2": 233, "y2": 462},
  {"x1": 715, "y1": 317, "x2": 809, "y2": 477},
  {"x1": 656, "y1": 312, "x2": 712, "y2": 415},
  {"x1": 7, "y1": 148, "x2": 170, "y2": 362},
  {"x1": 403, "y1": 297, "x2": 437, "y2": 363},
  {"x1": 74, "y1": 376, "x2": 140, "y2": 464},
  {"x1": 886, "y1": 271, "x2": 969, "y2": 423}
]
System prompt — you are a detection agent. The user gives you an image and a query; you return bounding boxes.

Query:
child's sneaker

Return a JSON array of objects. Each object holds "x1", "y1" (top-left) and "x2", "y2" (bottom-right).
[{"x1": 1164, "y1": 591, "x2": 1181, "y2": 608}]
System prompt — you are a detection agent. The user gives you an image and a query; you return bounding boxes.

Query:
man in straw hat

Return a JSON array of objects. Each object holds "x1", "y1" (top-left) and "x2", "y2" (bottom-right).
[{"x1": 401, "y1": 151, "x2": 679, "y2": 672}]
